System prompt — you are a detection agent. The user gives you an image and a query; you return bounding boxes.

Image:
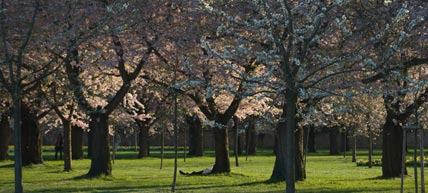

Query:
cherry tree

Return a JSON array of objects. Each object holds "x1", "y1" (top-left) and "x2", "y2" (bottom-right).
[
  {"x1": 0, "y1": 0, "x2": 62, "y2": 191},
  {"x1": 356, "y1": 1, "x2": 428, "y2": 177},
  {"x1": 26, "y1": 0, "x2": 169, "y2": 177},
  {"x1": 200, "y1": 1, "x2": 368, "y2": 191}
]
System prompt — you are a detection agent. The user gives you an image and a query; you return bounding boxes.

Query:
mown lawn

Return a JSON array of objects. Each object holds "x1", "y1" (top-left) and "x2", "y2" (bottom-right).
[{"x1": 0, "y1": 147, "x2": 425, "y2": 192}]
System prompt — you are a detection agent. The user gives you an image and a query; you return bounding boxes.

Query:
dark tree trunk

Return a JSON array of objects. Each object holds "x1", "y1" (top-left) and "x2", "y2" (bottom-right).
[
  {"x1": 237, "y1": 134, "x2": 243, "y2": 155},
  {"x1": 187, "y1": 115, "x2": 204, "y2": 156},
  {"x1": 87, "y1": 113, "x2": 111, "y2": 177},
  {"x1": 270, "y1": 110, "x2": 287, "y2": 182},
  {"x1": 257, "y1": 133, "x2": 265, "y2": 147},
  {"x1": 304, "y1": 125, "x2": 316, "y2": 153},
  {"x1": 233, "y1": 116, "x2": 239, "y2": 167},
  {"x1": 246, "y1": 117, "x2": 256, "y2": 155},
  {"x1": 211, "y1": 126, "x2": 230, "y2": 173},
  {"x1": 382, "y1": 113, "x2": 406, "y2": 177},
  {"x1": 21, "y1": 104, "x2": 43, "y2": 165},
  {"x1": 382, "y1": 94, "x2": 408, "y2": 178},
  {"x1": 340, "y1": 129, "x2": 349, "y2": 152},
  {"x1": 63, "y1": 120, "x2": 72, "y2": 171},
  {"x1": 295, "y1": 126, "x2": 305, "y2": 181},
  {"x1": 284, "y1": 90, "x2": 298, "y2": 193},
  {"x1": 71, "y1": 126, "x2": 84, "y2": 160},
  {"x1": 137, "y1": 120, "x2": 150, "y2": 158},
  {"x1": 368, "y1": 127, "x2": 373, "y2": 168},
  {"x1": 352, "y1": 135, "x2": 357, "y2": 162},
  {"x1": 12, "y1": 92, "x2": 23, "y2": 193},
  {"x1": 0, "y1": 113, "x2": 10, "y2": 161},
  {"x1": 329, "y1": 127, "x2": 340, "y2": 155}
]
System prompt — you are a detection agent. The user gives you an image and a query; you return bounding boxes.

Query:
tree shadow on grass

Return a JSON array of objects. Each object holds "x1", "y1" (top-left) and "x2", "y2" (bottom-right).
[
  {"x1": 367, "y1": 175, "x2": 410, "y2": 180},
  {"x1": 297, "y1": 187, "x2": 398, "y2": 193},
  {"x1": 30, "y1": 184, "x2": 172, "y2": 193},
  {"x1": 70, "y1": 173, "x2": 95, "y2": 180},
  {"x1": 0, "y1": 163, "x2": 14, "y2": 168},
  {"x1": 175, "y1": 180, "x2": 270, "y2": 192}
]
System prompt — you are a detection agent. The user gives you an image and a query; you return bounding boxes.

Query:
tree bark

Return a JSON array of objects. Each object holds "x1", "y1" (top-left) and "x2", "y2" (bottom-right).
[
  {"x1": 137, "y1": 120, "x2": 150, "y2": 158},
  {"x1": 382, "y1": 112, "x2": 406, "y2": 177},
  {"x1": 12, "y1": 91, "x2": 23, "y2": 193},
  {"x1": 71, "y1": 126, "x2": 84, "y2": 160},
  {"x1": 211, "y1": 127, "x2": 230, "y2": 173},
  {"x1": 246, "y1": 117, "x2": 257, "y2": 155},
  {"x1": 187, "y1": 115, "x2": 204, "y2": 156},
  {"x1": 382, "y1": 94, "x2": 408, "y2": 178},
  {"x1": 352, "y1": 135, "x2": 357, "y2": 162},
  {"x1": 233, "y1": 116, "x2": 239, "y2": 167},
  {"x1": 270, "y1": 110, "x2": 286, "y2": 182},
  {"x1": 340, "y1": 129, "x2": 349, "y2": 152},
  {"x1": 0, "y1": 113, "x2": 10, "y2": 161},
  {"x1": 295, "y1": 126, "x2": 305, "y2": 181},
  {"x1": 63, "y1": 120, "x2": 72, "y2": 171},
  {"x1": 21, "y1": 104, "x2": 43, "y2": 165},
  {"x1": 237, "y1": 134, "x2": 243, "y2": 155},
  {"x1": 305, "y1": 125, "x2": 316, "y2": 153},
  {"x1": 329, "y1": 127, "x2": 340, "y2": 155},
  {"x1": 87, "y1": 113, "x2": 111, "y2": 177},
  {"x1": 270, "y1": 134, "x2": 286, "y2": 182},
  {"x1": 368, "y1": 127, "x2": 373, "y2": 168},
  {"x1": 284, "y1": 91, "x2": 298, "y2": 193}
]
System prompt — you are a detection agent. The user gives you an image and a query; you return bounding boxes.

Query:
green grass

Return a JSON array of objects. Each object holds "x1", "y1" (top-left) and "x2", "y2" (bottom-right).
[{"x1": 0, "y1": 148, "x2": 426, "y2": 192}]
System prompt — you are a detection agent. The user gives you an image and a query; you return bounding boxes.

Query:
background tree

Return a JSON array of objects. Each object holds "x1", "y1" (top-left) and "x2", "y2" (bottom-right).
[{"x1": 0, "y1": 101, "x2": 11, "y2": 161}]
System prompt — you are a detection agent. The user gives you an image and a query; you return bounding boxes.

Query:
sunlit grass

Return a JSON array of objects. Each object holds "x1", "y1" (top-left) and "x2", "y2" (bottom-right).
[{"x1": 0, "y1": 147, "x2": 425, "y2": 192}]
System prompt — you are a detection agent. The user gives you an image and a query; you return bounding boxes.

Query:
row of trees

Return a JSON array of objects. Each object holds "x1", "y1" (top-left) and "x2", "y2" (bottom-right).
[{"x1": 0, "y1": 0, "x2": 427, "y2": 193}]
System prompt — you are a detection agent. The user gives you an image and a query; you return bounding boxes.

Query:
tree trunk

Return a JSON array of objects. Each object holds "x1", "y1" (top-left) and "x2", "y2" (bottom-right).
[
  {"x1": 270, "y1": 110, "x2": 286, "y2": 182},
  {"x1": 382, "y1": 113, "x2": 406, "y2": 177},
  {"x1": 21, "y1": 104, "x2": 43, "y2": 165},
  {"x1": 295, "y1": 126, "x2": 305, "y2": 181},
  {"x1": 368, "y1": 127, "x2": 373, "y2": 168},
  {"x1": 284, "y1": 91, "x2": 298, "y2": 193},
  {"x1": 71, "y1": 126, "x2": 84, "y2": 160},
  {"x1": 160, "y1": 126, "x2": 165, "y2": 169},
  {"x1": 246, "y1": 117, "x2": 256, "y2": 155},
  {"x1": 87, "y1": 113, "x2": 111, "y2": 177},
  {"x1": 270, "y1": 133, "x2": 286, "y2": 182},
  {"x1": 237, "y1": 133, "x2": 243, "y2": 155},
  {"x1": 340, "y1": 129, "x2": 349, "y2": 152},
  {"x1": 12, "y1": 91, "x2": 23, "y2": 193},
  {"x1": 211, "y1": 126, "x2": 230, "y2": 173},
  {"x1": 137, "y1": 121, "x2": 150, "y2": 158},
  {"x1": 352, "y1": 135, "x2": 357, "y2": 162},
  {"x1": 258, "y1": 133, "x2": 265, "y2": 147},
  {"x1": 234, "y1": 118, "x2": 239, "y2": 167},
  {"x1": 0, "y1": 113, "x2": 10, "y2": 161},
  {"x1": 62, "y1": 120, "x2": 72, "y2": 171},
  {"x1": 329, "y1": 127, "x2": 340, "y2": 155},
  {"x1": 306, "y1": 125, "x2": 316, "y2": 153},
  {"x1": 187, "y1": 115, "x2": 204, "y2": 156}
]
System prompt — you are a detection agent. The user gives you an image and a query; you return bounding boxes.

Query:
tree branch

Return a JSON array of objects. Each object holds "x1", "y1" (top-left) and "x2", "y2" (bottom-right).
[{"x1": 362, "y1": 57, "x2": 428, "y2": 84}]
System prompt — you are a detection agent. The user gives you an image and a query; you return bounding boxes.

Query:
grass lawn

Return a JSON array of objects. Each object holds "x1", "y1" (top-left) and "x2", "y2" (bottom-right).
[{"x1": 0, "y1": 147, "x2": 425, "y2": 192}]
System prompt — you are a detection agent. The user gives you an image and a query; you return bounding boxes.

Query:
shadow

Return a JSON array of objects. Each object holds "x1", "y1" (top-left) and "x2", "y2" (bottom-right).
[
  {"x1": 0, "y1": 163, "x2": 14, "y2": 168},
  {"x1": 367, "y1": 175, "x2": 410, "y2": 180},
  {"x1": 297, "y1": 187, "x2": 398, "y2": 193},
  {"x1": 31, "y1": 184, "x2": 172, "y2": 193},
  {"x1": 70, "y1": 173, "x2": 92, "y2": 180},
  {"x1": 176, "y1": 180, "x2": 270, "y2": 192}
]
